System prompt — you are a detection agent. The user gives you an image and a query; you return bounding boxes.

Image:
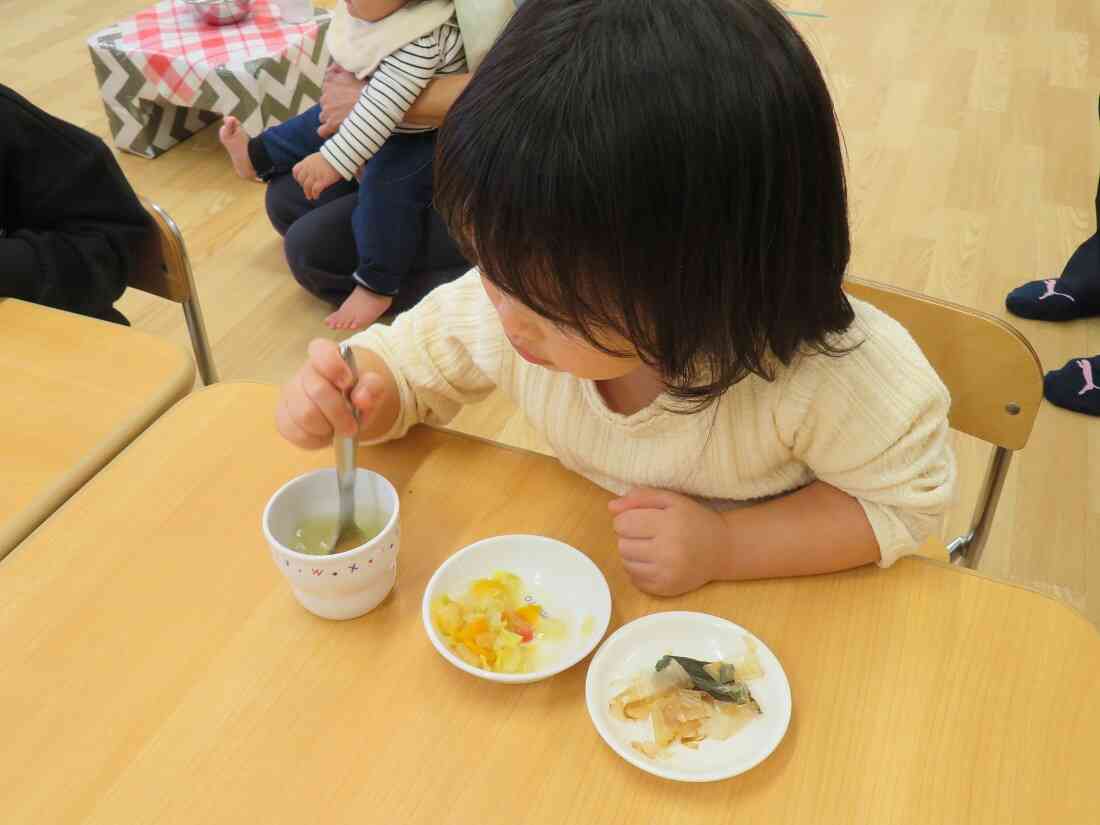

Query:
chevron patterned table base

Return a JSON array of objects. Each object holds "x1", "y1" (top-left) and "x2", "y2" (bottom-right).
[{"x1": 87, "y1": 12, "x2": 331, "y2": 159}]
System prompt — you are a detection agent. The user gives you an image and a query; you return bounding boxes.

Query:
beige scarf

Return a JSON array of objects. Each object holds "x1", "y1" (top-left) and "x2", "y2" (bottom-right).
[
  {"x1": 453, "y1": 0, "x2": 515, "y2": 72},
  {"x1": 328, "y1": 0, "x2": 457, "y2": 79}
]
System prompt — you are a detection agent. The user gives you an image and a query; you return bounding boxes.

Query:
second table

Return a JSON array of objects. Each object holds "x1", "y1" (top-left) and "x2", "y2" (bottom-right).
[{"x1": 1, "y1": 382, "x2": 1097, "y2": 825}]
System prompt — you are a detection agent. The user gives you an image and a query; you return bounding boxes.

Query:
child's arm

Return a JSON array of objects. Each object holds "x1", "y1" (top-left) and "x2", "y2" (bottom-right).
[
  {"x1": 277, "y1": 273, "x2": 499, "y2": 451},
  {"x1": 609, "y1": 482, "x2": 880, "y2": 596},
  {"x1": 720, "y1": 482, "x2": 882, "y2": 576},
  {"x1": 346, "y1": 273, "x2": 501, "y2": 442},
  {"x1": 319, "y1": 32, "x2": 454, "y2": 180}
]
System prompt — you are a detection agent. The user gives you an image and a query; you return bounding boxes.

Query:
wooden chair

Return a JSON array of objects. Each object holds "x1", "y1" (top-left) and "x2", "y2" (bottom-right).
[
  {"x1": 845, "y1": 278, "x2": 1043, "y2": 568},
  {"x1": 132, "y1": 196, "x2": 218, "y2": 385}
]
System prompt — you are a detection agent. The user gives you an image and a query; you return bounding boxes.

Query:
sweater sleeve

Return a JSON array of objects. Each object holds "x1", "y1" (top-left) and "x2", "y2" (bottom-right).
[
  {"x1": 345, "y1": 271, "x2": 504, "y2": 440},
  {"x1": 320, "y1": 34, "x2": 441, "y2": 179},
  {"x1": 775, "y1": 309, "x2": 958, "y2": 566},
  {"x1": 0, "y1": 86, "x2": 148, "y2": 315}
]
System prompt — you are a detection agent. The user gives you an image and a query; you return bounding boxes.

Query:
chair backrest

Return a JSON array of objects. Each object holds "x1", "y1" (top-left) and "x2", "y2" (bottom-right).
[
  {"x1": 845, "y1": 278, "x2": 1043, "y2": 451},
  {"x1": 131, "y1": 196, "x2": 194, "y2": 304}
]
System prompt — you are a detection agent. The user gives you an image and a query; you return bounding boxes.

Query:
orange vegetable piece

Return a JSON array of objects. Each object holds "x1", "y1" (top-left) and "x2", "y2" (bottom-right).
[{"x1": 517, "y1": 605, "x2": 542, "y2": 624}]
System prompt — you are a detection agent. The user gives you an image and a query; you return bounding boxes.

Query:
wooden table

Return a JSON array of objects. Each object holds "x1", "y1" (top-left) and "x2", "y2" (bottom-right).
[
  {"x1": 1, "y1": 383, "x2": 1097, "y2": 825},
  {"x1": 0, "y1": 299, "x2": 194, "y2": 559}
]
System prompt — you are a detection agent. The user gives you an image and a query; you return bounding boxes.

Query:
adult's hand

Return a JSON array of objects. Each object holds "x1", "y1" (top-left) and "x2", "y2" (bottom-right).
[{"x1": 317, "y1": 65, "x2": 366, "y2": 139}]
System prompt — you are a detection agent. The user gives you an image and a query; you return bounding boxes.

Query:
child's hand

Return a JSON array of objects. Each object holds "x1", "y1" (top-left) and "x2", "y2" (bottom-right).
[
  {"x1": 276, "y1": 339, "x2": 387, "y2": 449},
  {"x1": 293, "y1": 152, "x2": 342, "y2": 200},
  {"x1": 608, "y1": 488, "x2": 730, "y2": 597}
]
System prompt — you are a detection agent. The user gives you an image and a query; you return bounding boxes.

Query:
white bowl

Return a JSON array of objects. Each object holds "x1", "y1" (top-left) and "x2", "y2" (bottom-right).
[
  {"x1": 263, "y1": 468, "x2": 400, "y2": 620},
  {"x1": 184, "y1": 0, "x2": 253, "y2": 26},
  {"x1": 585, "y1": 611, "x2": 792, "y2": 782},
  {"x1": 422, "y1": 535, "x2": 612, "y2": 684}
]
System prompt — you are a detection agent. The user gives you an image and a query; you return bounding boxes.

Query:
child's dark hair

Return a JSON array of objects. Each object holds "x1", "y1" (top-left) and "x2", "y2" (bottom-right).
[{"x1": 435, "y1": 0, "x2": 854, "y2": 407}]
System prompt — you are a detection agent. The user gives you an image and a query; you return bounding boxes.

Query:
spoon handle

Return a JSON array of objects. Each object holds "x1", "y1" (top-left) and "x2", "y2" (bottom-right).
[{"x1": 335, "y1": 342, "x2": 360, "y2": 531}]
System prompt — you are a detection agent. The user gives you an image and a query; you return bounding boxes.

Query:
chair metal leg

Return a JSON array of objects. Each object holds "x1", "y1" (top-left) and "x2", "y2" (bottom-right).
[
  {"x1": 183, "y1": 298, "x2": 218, "y2": 385},
  {"x1": 948, "y1": 447, "x2": 1012, "y2": 569}
]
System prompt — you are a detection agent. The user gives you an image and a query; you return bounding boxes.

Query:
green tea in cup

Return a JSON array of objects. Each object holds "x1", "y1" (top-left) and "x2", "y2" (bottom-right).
[{"x1": 290, "y1": 511, "x2": 387, "y2": 555}]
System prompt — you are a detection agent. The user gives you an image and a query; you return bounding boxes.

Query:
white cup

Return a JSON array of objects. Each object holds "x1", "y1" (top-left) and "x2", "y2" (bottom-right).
[
  {"x1": 262, "y1": 468, "x2": 400, "y2": 620},
  {"x1": 274, "y1": 0, "x2": 314, "y2": 23}
]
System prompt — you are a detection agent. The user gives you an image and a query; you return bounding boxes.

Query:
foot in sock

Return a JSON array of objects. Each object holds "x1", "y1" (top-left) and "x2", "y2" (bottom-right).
[
  {"x1": 325, "y1": 286, "x2": 393, "y2": 331},
  {"x1": 219, "y1": 116, "x2": 258, "y2": 181},
  {"x1": 1006, "y1": 233, "x2": 1100, "y2": 320},
  {"x1": 1044, "y1": 354, "x2": 1100, "y2": 416}
]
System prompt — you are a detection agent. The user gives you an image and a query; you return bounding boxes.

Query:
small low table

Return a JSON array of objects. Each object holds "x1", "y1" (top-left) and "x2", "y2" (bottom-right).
[
  {"x1": 87, "y1": 0, "x2": 332, "y2": 158},
  {"x1": 2, "y1": 382, "x2": 1097, "y2": 825}
]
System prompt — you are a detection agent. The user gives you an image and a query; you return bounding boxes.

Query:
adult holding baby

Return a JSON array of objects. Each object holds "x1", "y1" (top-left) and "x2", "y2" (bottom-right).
[{"x1": 254, "y1": 0, "x2": 519, "y2": 325}]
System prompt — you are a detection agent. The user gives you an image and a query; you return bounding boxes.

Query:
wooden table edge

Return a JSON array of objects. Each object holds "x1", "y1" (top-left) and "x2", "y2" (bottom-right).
[
  {"x1": 429, "y1": 423, "x2": 1099, "y2": 634},
  {"x1": 15, "y1": 381, "x2": 1094, "y2": 640},
  {"x1": 902, "y1": 554, "x2": 1100, "y2": 634}
]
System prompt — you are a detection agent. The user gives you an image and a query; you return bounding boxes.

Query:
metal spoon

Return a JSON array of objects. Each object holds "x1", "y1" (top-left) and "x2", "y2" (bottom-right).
[{"x1": 330, "y1": 342, "x2": 362, "y2": 554}]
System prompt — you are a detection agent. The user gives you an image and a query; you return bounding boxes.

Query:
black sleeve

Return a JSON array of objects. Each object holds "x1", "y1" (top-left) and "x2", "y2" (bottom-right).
[{"x1": 0, "y1": 84, "x2": 151, "y2": 316}]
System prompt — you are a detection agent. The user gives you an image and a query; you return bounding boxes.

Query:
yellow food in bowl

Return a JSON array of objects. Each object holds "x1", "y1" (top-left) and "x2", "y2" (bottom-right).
[{"x1": 430, "y1": 571, "x2": 566, "y2": 674}]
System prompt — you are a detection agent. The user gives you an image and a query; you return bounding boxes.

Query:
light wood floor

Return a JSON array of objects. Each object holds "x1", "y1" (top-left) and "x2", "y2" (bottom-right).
[{"x1": 4, "y1": 0, "x2": 1097, "y2": 625}]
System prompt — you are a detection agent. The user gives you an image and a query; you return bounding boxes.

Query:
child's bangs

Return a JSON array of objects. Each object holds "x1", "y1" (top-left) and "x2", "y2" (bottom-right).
[
  {"x1": 477, "y1": 220, "x2": 629, "y2": 346},
  {"x1": 436, "y1": 122, "x2": 635, "y2": 356}
]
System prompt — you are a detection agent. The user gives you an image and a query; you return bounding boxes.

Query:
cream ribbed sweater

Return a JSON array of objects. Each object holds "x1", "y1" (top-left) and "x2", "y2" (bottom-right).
[{"x1": 349, "y1": 272, "x2": 957, "y2": 566}]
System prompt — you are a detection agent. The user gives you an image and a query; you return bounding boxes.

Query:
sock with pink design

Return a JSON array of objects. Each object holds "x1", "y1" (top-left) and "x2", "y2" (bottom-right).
[
  {"x1": 1044, "y1": 354, "x2": 1100, "y2": 416},
  {"x1": 1006, "y1": 233, "x2": 1100, "y2": 321}
]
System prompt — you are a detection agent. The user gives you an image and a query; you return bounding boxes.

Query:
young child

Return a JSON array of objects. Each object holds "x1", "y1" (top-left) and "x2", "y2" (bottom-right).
[
  {"x1": 275, "y1": 0, "x2": 957, "y2": 596},
  {"x1": 220, "y1": 0, "x2": 466, "y2": 330}
]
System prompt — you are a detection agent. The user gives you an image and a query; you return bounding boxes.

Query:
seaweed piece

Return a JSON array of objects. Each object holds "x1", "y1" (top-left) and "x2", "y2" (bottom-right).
[{"x1": 655, "y1": 655, "x2": 761, "y2": 712}]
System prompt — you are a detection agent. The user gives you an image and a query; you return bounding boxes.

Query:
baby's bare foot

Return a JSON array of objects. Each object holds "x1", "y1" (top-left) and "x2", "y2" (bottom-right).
[
  {"x1": 325, "y1": 287, "x2": 394, "y2": 330},
  {"x1": 218, "y1": 116, "x2": 258, "y2": 180}
]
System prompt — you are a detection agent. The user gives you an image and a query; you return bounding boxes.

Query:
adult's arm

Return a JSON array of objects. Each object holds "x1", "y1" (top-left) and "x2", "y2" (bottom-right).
[
  {"x1": 0, "y1": 85, "x2": 148, "y2": 314},
  {"x1": 316, "y1": 68, "x2": 471, "y2": 137}
]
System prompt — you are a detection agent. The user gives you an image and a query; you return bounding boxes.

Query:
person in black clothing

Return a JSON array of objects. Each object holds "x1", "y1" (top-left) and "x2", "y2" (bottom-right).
[
  {"x1": 1004, "y1": 96, "x2": 1100, "y2": 417},
  {"x1": 0, "y1": 84, "x2": 148, "y2": 325}
]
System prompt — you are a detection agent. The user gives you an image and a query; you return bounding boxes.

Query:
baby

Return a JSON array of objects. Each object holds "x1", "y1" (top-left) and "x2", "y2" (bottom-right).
[{"x1": 220, "y1": 0, "x2": 466, "y2": 329}]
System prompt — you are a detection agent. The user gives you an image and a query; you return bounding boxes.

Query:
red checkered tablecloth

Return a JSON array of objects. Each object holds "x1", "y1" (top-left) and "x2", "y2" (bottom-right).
[{"x1": 118, "y1": 0, "x2": 320, "y2": 104}]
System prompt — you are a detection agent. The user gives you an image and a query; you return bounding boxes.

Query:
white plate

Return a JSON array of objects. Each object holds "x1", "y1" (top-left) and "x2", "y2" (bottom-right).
[
  {"x1": 585, "y1": 611, "x2": 792, "y2": 782},
  {"x1": 422, "y1": 534, "x2": 612, "y2": 684}
]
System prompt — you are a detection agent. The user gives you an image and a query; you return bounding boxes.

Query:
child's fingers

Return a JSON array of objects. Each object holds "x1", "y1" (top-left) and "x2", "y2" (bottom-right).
[
  {"x1": 299, "y1": 365, "x2": 358, "y2": 437},
  {"x1": 276, "y1": 397, "x2": 330, "y2": 450},
  {"x1": 608, "y1": 486, "x2": 676, "y2": 514},
  {"x1": 621, "y1": 561, "x2": 660, "y2": 593},
  {"x1": 280, "y1": 376, "x2": 336, "y2": 442},
  {"x1": 307, "y1": 339, "x2": 353, "y2": 390},
  {"x1": 612, "y1": 508, "x2": 661, "y2": 539},
  {"x1": 616, "y1": 538, "x2": 655, "y2": 563}
]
